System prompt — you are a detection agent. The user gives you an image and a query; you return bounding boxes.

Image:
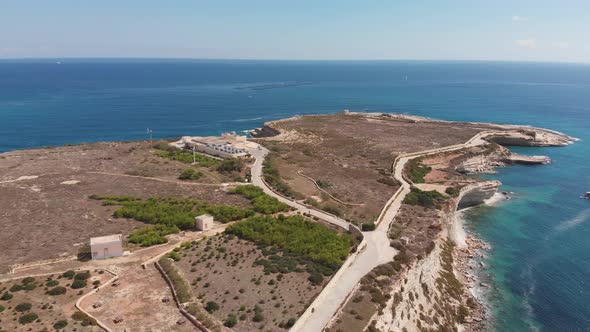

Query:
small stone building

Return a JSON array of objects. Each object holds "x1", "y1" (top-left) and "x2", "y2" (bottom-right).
[
  {"x1": 195, "y1": 214, "x2": 214, "y2": 231},
  {"x1": 90, "y1": 234, "x2": 123, "y2": 260}
]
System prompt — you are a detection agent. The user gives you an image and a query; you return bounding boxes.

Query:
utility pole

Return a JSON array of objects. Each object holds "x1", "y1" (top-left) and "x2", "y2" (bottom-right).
[{"x1": 146, "y1": 128, "x2": 153, "y2": 147}]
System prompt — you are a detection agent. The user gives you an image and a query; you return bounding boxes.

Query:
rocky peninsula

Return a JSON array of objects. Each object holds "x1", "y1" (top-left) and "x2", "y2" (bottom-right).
[{"x1": 251, "y1": 111, "x2": 575, "y2": 332}]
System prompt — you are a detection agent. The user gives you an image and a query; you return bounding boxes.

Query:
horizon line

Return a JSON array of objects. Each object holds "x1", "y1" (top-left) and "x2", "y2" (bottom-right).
[{"x1": 0, "y1": 57, "x2": 588, "y2": 65}]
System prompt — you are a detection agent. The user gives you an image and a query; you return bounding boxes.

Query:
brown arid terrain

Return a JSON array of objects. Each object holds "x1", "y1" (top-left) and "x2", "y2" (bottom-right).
[
  {"x1": 0, "y1": 112, "x2": 576, "y2": 332},
  {"x1": 252, "y1": 112, "x2": 496, "y2": 225},
  {"x1": 252, "y1": 112, "x2": 574, "y2": 332},
  {"x1": 0, "y1": 140, "x2": 252, "y2": 272},
  {"x1": 0, "y1": 269, "x2": 111, "y2": 331},
  {"x1": 172, "y1": 233, "x2": 327, "y2": 332},
  {"x1": 81, "y1": 264, "x2": 195, "y2": 332}
]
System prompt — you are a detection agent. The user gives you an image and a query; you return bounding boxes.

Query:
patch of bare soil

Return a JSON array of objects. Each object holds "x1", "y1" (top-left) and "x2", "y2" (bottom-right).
[
  {"x1": 82, "y1": 264, "x2": 194, "y2": 332},
  {"x1": 255, "y1": 113, "x2": 482, "y2": 225},
  {"x1": 0, "y1": 269, "x2": 110, "y2": 331},
  {"x1": 174, "y1": 234, "x2": 327, "y2": 331},
  {"x1": 0, "y1": 141, "x2": 252, "y2": 272}
]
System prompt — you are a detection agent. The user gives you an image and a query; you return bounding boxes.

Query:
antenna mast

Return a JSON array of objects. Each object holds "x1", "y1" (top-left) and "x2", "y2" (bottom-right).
[{"x1": 146, "y1": 128, "x2": 153, "y2": 147}]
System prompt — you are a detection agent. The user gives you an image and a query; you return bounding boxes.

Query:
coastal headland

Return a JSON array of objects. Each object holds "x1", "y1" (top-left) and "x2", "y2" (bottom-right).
[{"x1": 0, "y1": 111, "x2": 574, "y2": 331}]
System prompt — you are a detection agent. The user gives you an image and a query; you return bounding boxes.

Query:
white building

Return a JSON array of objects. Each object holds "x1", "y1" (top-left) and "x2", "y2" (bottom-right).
[
  {"x1": 179, "y1": 136, "x2": 249, "y2": 159},
  {"x1": 90, "y1": 234, "x2": 123, "y2": 260},
  {"x1": 195, "y1": 214, "x2": 214, "y2": 231}
]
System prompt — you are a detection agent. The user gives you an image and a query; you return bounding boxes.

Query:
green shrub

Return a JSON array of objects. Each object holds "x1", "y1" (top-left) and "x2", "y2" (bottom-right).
[
  {"x1": 178, "y1": 168, "x2": 203, "y2": 180},
  {"x1": 167, "y1": 251, "x2": 181, "y2": 262},
  {"x1": 129, "y1": 224, "x2": 178, "y2": 247},
  {"x1": 253, "y1": 312, "x2": 264, "y2": 322},
  {"x1": 205, "y1": 301, "x2": 220, "y2": 313},
  {"x1": 22, "y1": 282, "x2": 36, "y2": 291},
  {"x1": 46, "y1": 280, "x2": 59, "y2": 287},
  {"x1": 226, "y1": 215, "x2": 352, "y2": 271},
  {"x1": 92, "y1": 195, "x2": 255, "y2": 242},
  {"x1": 71, "y1": 311, "x2": 97, "y2": 326},
  {"x1": 9, "y1": 284, "x2": 23, "y2": 292},
  {"x1": 456, "y1": 305, "x2": 469, "y2": 323},
  {"x1": 47, "y1": 286, "x2": 67, "y2": 296},
  {"x1": 362, "y1": 223, "x2": 376, "y2": 231},
  {"x1": 377, "y1": 177, "x2": 398, "y2": 187},
  {"x1": 74, "y1": 271, "x2": 91, "y2": 280},
  {"x1": 62, "y1": 270, "x2": 75, "y2": 279},
  {"x1": 322, "y1": 205, "x2": 342, "y2": 217},
  {"x1": 217, "y1": 158, "x2": 244, "y2": 174},
  {"x1": 261, "y1": 155, "x2": 304, "y2": 199},
  {"x1": 285, "y1": 318, "x2": 297, "y2": 328},
  {"x1": 445, "y1": 186, "x2": 461, "y2": 197},
  {"x1": 403, "y1": 187, "x2": 447, "y2": 208},
  {"x1": 224, "y1": 314, "x2": 238, "y2": 327},
  {"x1": 53, "y1": 320, "x2": 68, "y2": 329},
  {"x1": 71, "y1": 279, "x2": 87, "y2": 289},
  {"x1": 15, "y1": 302, "x2": 32, "y2": 312},
  {"x1": 22, "y1": 277, "x2": 35, "y2": 285},
  {"x1": 18, "y1": 312, "x2": 39, "y2": 324},
  {"x1": 0, "y1": 291, "x2": 13, "y2": 300},
  {"x1": 405, "y1": 159, "x2": 431, "y2": 183},
  {"x1": 308, "y1": 272, "x2": 323, "y2": 285},
  {"x1": 229, "y1": 185, "x2": 290, "y2": 214},
  {"x1": 0, "y1": 304, "x2": 5, "y2": 313},
  {"x1": 158, "y1": 258, "x2": 193, "y2": 303}
]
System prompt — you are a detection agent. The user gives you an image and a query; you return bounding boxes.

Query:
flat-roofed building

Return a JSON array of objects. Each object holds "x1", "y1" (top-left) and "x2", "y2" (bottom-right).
[
  {"x1": 195, "y1": 214, "x2": 214, "y2": 231},
  {"x1": 176, "y1": 135, "x2": 250, "y2": 159},
  {"x1": 90, "y1": 234, "x2": 123, "y2": 260}
]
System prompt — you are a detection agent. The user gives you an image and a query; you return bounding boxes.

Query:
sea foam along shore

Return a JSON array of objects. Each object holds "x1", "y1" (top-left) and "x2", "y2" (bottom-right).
[{"x1": 453, "y1": 192, "x2": 506, "y2": 330}]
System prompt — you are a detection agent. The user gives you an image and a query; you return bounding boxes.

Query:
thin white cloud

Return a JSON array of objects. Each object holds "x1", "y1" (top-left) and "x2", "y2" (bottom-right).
[
  {"x1": 551, "y1": 41, "x2": 570, "y2": 49},
  {"x1": 512, "y1": 15, "x2": 529, "y2": 22},
  {"x1": 515, "y1": 39, "x2": 537, "y2": 49}
]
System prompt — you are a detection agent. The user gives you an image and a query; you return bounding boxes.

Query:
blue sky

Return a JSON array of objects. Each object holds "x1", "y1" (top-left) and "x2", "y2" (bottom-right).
[{"x1": 1, "y1": 0, "x2": 589, "y2": 62}]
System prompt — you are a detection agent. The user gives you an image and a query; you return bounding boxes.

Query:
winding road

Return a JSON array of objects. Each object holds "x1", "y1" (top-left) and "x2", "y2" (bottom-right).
[{"x1": 246, "y1": 131, "x2": 498, "y2": 332}]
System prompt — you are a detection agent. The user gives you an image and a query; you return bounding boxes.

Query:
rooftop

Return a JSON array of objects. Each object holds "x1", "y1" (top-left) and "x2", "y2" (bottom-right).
[{"x1": 90, "y1": 234, "x2": 122, "y2": 245}]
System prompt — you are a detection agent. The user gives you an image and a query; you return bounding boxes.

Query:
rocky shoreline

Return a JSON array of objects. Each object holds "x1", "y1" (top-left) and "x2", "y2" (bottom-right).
[{"x1": 455, "y1": 231, "x2": 492, "y2": 331}]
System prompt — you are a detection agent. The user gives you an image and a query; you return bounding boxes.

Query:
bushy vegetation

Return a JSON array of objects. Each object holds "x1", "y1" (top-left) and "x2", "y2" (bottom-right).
[
  {"x1": 205, "y1": 301, "x2": 220, "y2": 313},
  {"x1": 217, "y1": 158, "x2": 244, "y2": 173},
  {"x1": 154, "y1": 147, "x2": 219, "y2": 167},
  {"x1": 377, "y1": 176, "x2": 399, "y2": 187},
  {"x1": 91, "y1": 195, "x2": 254, "y2": 228},
  {"x1": 46, "y1": 286, "x2": 67, "y2": 296},
  {"x1": 403, "y1": 187, "x2": 447, "y2": 208},
  {"x1": 445, "y1": 186, "x2": 461, "y2": 197},
  {"x1": 15, "y1": 302, "x2": 32, "y2": 312},
  {"x1": 71, "y1": 279, "x2": 87, "y2": 289},
  {"x1": 229, "y1": 185, "x2": 290, "y2": 214},
  {"x1": 159, "y1": 257, "x2": 193, "y2": 303},
  {"x1": 226, "y1": 215, "x2": 352, "y2": 272},
  {"x1": 178, "y1": 168, "x2": 203, "y2": 180},
  {"x1": 46, "y1": 279, "x2": 59, "y2": 287},
  {"x1": 53, "y1": 320, "x2": 68, "y2": 329},
  {"x1": 18, "y1": 312, "x2": 38, "y2": 324},
  {"x1": 262, "y1": 155, "x2": 304, "y2": 199},
  {"x1": 129, "y1": 224, "x2": 179, "y2": 246},
  {"x1": 224, "y1": 313, "x2": 238, "y2": 327},
  {"x1": 362, "y1": 222, "x2": 377, "y2": 231},
  {"x1": 1, "y1": 291, "x2": 13, "y2": 300},
  {"x1": 405, "y1": 158, "x2": 432, "y2": 183},
  {"x1": 71, "y1": 311, "x2": 97, "y2": 326}
]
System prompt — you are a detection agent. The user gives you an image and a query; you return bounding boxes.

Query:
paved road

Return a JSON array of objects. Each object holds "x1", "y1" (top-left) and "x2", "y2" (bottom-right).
[
  {"x1": 246, "y1": 132, "x2": 496, "y2": 332},
  {"x1": 249, "y1": 147, "x2": 349, "y2": 230}
]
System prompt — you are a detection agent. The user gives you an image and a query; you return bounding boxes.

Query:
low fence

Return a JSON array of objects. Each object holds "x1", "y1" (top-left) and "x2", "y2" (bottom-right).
[{"x1": 154, "y1": 260, "x2": 212, "y2": 332}]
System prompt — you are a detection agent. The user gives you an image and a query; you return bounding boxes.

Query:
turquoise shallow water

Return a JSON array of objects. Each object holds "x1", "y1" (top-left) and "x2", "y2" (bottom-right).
[{"x1": 1, "y1": 59, "x2": 589, "y2": 331}]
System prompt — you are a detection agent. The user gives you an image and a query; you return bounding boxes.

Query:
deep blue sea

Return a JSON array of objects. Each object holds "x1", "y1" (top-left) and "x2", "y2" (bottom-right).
[{"x1": 1, "y1": 59, "x2": 589, "y2": 331}]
